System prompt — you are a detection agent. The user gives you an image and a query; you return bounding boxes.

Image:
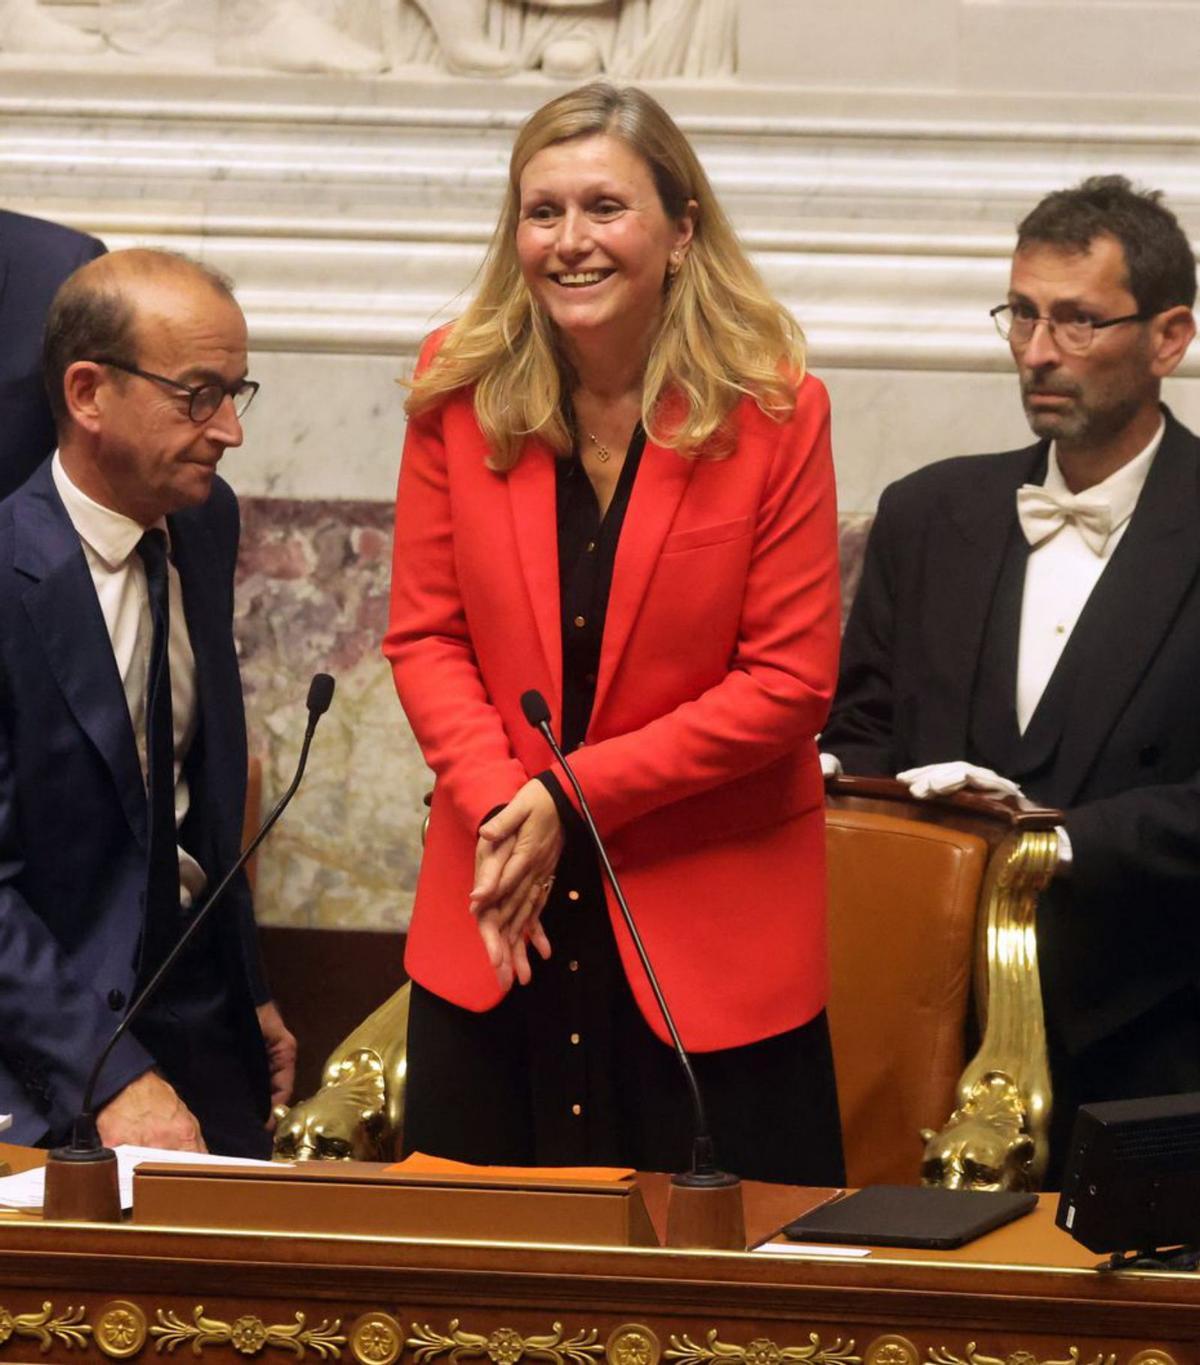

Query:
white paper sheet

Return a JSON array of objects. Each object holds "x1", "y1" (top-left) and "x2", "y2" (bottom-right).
[
  {"x1": 0, "y1": 1146, "x2": 282, "y2": 1212},
  {"x1": 751, "y1": 1240, "x2": 873, "y2": 1258}
]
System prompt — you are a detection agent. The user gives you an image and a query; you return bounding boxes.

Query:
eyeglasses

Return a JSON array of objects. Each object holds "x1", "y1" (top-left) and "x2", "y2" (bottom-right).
[
  {"x1": 989, "y1": 304, "x2": 1153, "y2": 354},
  {"x1": 90, "y1": 357, "x2": 259, "y2": 422}
]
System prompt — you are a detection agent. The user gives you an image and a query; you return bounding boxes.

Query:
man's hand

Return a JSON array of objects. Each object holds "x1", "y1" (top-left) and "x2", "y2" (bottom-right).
[
  {"x1": 896, "y1": 761, "x2": 1024, "y2": 801},
  {"x1": 96, "y1": 1071, "x2": 206, "y2": 1151},
  {"x1": 257, "y1": 999, "x2": 298, "y2": 1121}
]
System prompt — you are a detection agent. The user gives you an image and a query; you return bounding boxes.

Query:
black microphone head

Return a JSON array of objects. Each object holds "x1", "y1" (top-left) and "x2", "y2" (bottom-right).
[
  {"x1": 307, "y1": 673, "x2": 335, "y2": 717},
  {"x1": 520, "y1": 689, "x2": 551, "y2": 728}
]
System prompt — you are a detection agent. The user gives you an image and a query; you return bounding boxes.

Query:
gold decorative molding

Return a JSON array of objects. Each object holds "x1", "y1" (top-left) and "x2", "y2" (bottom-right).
[
  {"x1": 865, "y1": 1337, "x2": 919, "y2": 1365},
  {"x1": 1127, "y1": 1354, "x2": 1177, "y2": 1365},
  {"x1": 922, "y1": 828, "x2": 1058, "y2": 1191},
  {"x1": 665, "y1": 1333, "x2": 860, "y2": 1365},
  {"x1": 150, "y1": 1308, "x2": 346, "y2": 1358},
  {"x1": 408, "y1": 1322, "x2": 605, "y2": 1365},
  {"x1": 351, "y1": 1314, "x2": 404, "y2": 1365},
  {"x1": 0, "y1": 1301, "x2": 92, "y2": 1351},
  {"x1": 927, "y1": 1347, "x2": 1116, "y2": 1365},
  {"x1": 96, "y1": 1302, "x2": 148, "y2": 1358},
  {"x1": 607, "y1": 1327, "x2": 661, "y2": 1365}
]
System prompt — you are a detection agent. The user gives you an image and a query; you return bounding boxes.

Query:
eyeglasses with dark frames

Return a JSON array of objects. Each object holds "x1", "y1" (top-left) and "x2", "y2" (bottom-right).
[
  {"x1": 989, "y1": 304, "x2": 1154, "y2": 354},
  {"x1": 89, "y1": 357, "x2": 259, "y2": 422}
]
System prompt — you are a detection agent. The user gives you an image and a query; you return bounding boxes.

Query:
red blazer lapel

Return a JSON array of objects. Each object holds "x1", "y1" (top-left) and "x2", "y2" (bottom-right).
[
  {"x1": 506, "y1": 438, "x2": 563, "y2": 710},
  {"x1": 593, "y1": 438, "x2": 694, "y2": 723}
]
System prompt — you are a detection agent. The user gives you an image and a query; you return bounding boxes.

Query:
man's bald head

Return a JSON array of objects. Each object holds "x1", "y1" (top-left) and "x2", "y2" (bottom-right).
[{"x1": 42, "y1": 248, "x2": 237, "y2": 430}]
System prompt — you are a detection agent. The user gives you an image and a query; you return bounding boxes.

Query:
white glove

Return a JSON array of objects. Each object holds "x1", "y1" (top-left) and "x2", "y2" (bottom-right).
[
  {"x1": 819, "y1": 752, "x2": 844, "y2": 778},
  {"x1": 896, "y1": 761, "x2": 1023, "y2": 801}
]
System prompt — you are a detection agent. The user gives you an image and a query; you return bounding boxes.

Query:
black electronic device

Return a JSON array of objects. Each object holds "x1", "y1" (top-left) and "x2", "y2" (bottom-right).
[
  {"x1": 784, "y1": 1185, "x2": 1036, "y2": 1250},
  {"x1": 1057, "y1": 1091, "x2": 1200, "y2": 1265}
]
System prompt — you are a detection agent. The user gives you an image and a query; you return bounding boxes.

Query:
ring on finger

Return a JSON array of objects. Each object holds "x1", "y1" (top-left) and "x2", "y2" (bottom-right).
[{"x1": 537, "y1": 875, "x2": 555, "y2": 892}]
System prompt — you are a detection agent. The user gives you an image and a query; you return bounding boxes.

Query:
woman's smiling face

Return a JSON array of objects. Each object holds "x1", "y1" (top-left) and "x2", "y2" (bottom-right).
[{"x1": 515, "y1": 132, "x2": 693, "y2": 356}]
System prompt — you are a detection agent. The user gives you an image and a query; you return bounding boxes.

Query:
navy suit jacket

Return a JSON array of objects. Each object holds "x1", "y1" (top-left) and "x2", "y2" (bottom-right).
[
  {"x1": 0, "y1": 461, "x2": 269, "y2": 1143},
  {"x1": 823, "y1": 408, "x2": 1200, "y2": 1064},
  {"x1": 0, "y1": 210, "x2": 106, "y2": 500}
]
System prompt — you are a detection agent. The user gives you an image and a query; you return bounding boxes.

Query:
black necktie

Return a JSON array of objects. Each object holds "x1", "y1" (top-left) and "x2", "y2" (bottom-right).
[{"x1": 136, "y1": 528, "x2": 181, "y2": 982}]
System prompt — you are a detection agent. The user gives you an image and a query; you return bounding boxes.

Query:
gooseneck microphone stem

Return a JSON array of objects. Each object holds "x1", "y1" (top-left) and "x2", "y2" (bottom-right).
[
  {"x1": 520, "y1": 689, "x2": 722, "y2": 1180},
  {"x1": 73, "y1": 673, "x2": 336, "y2": 1147}
]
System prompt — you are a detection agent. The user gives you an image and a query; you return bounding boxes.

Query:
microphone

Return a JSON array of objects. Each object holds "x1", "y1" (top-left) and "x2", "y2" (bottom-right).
[
  {"x1": 519, "y1": 689, "x2": 743, "y2": 1248},
  {"x1": 43, "y1": 674, "x2": 336, "y2": 1220}
]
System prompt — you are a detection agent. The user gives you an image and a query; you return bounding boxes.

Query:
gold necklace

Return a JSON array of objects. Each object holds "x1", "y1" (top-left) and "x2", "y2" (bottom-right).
[{"x1": 586, "y1": 430, "x2": 612, "y2": 463}]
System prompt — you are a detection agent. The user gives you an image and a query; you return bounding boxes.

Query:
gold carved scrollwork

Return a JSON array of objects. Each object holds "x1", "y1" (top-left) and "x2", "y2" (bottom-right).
[
  {"x1": 922, "y1": 828, "x2": 1059, "y2": 1191},
  {"x1": 927, "y1": 1346, "x2": 1116, "y2": 1365},
  {"x1": 150, "y1": 1308, "x2": 346, "y2": 1358},
  {"x1": 0, "y1": 1302, "x2": 92, "y2": 1351},
  {"x1": 407, "y1": 1322, "x2": 605, "y2": 1365},
  {"x1": 1127, "y1": 1354, "x2": 1177, "y2": 1365},
  {"x1": 606, "y1": 1327, "x2": 661, "y2": 1365},
  {"x1": 665, "y1": 1332, "x2": 860, "y2": 1365},
  {"x1": 350, "y1": 1314, "x2": 404, "y2": 1365},
  {"x1": 97, "y1": 1301, "x2": 149, "y2": 1358},
  {"x1": 865, "y1": 1338, "x2": 919, "y2": 1365}
]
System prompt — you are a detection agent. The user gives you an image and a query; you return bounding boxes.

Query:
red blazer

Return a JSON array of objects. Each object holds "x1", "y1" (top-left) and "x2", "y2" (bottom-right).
[{"x1": 384, "y1": 357, "x2": 840, "y2": 1053}]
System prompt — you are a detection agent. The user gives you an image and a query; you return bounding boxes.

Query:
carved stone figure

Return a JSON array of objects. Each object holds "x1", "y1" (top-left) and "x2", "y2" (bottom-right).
[
  {"x1": 104, "y1": 0, "x2": 386, "y2": 73},
  {"x1": 403, "y1": 0, "x2": 737, "y2": 80},
  {"x1": 0, "y1": 0, "x2": 105, "y2": 53}
]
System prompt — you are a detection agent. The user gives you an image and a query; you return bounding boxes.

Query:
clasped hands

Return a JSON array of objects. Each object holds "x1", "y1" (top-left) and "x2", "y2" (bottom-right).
[{"x1": 472, "y1": 779, "x2": 565, "y2": 989}]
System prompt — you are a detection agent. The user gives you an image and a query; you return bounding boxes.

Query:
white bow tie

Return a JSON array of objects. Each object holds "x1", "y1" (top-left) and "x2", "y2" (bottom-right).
[{"x1": 1016, "y1": 483, "x2": 1114, "y2": 555}]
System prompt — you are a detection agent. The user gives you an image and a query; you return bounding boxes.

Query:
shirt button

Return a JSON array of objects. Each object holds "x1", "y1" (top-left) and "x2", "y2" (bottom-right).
[
  {"x1": 573, "y1": 615, "x2": 586, "y2": 628},
  {"x1": 568, "y1": 959, "x2": 580, "y2": 972},
  {"x1": 567, "y1": 889, "x2": 580, "y2": 902},
  {"x1": 571, "y1": 1103, "x2": 582, "y2": 1116},
  {"x1": 586, "y1": 541, "x2": 596, "y2": 553},
  {"x1": 107, "y1": 989, "x2": 126, "y2": 1012},
  {"x1": 570, "y1": 1032, "x2": 581, "y2": 1045}
]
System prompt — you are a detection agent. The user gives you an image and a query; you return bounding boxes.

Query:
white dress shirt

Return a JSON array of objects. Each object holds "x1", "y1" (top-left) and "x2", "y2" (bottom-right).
[
  {"x1": 52, "y1": 453, "x2": 206, "y2": 906},
  {"x1": 1016, "y1": 420, "x2": 1163, "y2": 733}
]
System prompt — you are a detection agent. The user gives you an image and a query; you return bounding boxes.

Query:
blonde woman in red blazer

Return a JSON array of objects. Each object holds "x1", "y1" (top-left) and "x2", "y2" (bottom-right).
[{"x1": 384, "y1": 83, "x2": 843, "y2": 1184}]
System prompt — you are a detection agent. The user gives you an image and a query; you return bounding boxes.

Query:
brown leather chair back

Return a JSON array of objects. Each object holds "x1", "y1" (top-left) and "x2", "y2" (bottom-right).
[{"x1": 826, "y1": 807, "x2": 988, "y2": 1186}]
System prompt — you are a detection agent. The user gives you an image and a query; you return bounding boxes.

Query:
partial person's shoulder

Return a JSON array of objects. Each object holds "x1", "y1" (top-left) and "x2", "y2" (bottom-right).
[
  {"x1": 414, "y1": 323, "x2": 455, "y2": 376},
  {"x1": 879, "y1": 444, "x2": 1040, "y2": 515},
  {"x1": 0, "y1": 209, "x2": 105, "y2": 269}
]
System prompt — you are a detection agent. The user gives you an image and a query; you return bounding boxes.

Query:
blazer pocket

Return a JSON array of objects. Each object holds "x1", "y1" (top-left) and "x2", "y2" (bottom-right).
[{"x1": 661, "y1": 515, "x2": 753, "y2": 554}]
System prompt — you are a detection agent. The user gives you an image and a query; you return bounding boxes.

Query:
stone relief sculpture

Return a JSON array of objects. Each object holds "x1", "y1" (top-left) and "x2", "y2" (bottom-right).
[
  {"x1": 0, "y1": 0, "x2": 104, "y2": 53},
  {"x1": 0, "y1": 0, "x2": 736, "y2": 79},
  {"x1": 104, "y1": 0, "x2": 386, "y2": 74},
  {"x1": 399, "y1": 0, "x2": 737, "y2": 80}
]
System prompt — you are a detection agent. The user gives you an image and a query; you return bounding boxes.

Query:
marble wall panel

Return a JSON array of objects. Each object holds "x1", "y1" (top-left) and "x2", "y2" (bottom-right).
[{"x1": 236, "y1": 496, "x2": 429, "y2": 932}]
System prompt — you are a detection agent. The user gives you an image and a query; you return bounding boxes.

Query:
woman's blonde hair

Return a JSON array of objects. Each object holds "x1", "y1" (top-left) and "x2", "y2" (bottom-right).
[{"x1": 406, "y1": 82, "x2": 804, "y2": 468}]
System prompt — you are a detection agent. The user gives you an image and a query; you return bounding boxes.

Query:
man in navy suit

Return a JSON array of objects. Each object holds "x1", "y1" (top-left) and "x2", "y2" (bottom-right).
[
  {"x1": 0, "y1": 209, "x2": 106, "y2": 500},
  {"x1": 823, "y1": 176, "x2": 1200, "y2": 1180},
  {"x1": 0, "y1": 247, "x2": 295, "y2": 1155}
]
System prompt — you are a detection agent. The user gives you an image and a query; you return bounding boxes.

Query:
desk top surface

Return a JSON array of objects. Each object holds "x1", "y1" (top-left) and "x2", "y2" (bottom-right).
[{"x1": 0, "y1": 1143, "x2": 1188, "y2": 1307}]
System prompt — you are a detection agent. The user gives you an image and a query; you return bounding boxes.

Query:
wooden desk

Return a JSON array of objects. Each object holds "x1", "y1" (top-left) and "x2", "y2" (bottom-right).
[{"x1": 0, "y1": 1146, "x2": 1192, "y2": 1365}]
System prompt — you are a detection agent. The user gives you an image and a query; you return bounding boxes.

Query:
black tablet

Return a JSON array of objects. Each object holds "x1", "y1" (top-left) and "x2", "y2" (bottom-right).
[{"x1": 782, "y1": 1185, "x2": 1038, "y2": 1250}]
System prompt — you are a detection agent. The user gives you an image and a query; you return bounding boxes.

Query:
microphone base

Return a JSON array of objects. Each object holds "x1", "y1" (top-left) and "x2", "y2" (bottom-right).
[
  {"x1": 43, "y1": 1142, "x2": 121, "y2": 1223},
  {"x1": 666, "y1": 1168, "x2": 745, "y2": 1250}
]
